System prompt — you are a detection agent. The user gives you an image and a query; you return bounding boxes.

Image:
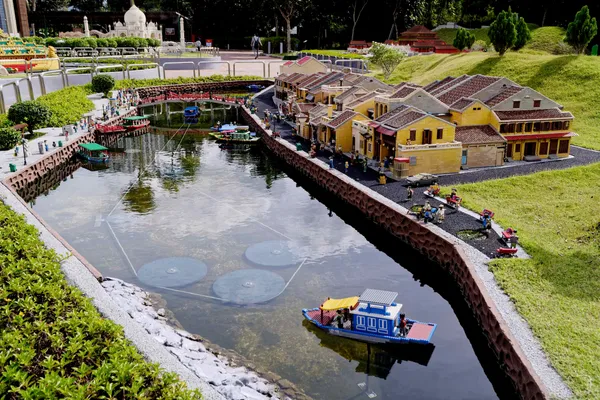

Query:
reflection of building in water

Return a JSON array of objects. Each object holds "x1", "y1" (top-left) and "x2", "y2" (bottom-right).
[{"x1": 110, "y1": 133, "x2": 166, "y2": 174}]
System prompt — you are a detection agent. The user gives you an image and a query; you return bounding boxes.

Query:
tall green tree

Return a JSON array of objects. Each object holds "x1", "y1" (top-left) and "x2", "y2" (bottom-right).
[
  {"x1": 488, "y1": 9, "x2": 517, "y2": 56},
  {"x1": 273, "y1": 0, "x2": 311, "y2": 52},
  {"x1": 453, "y1": 28, "x2": 475, "y2": 50},
  {"x1": 565, "y1": 5, "x2": 598, "y2": 54},
  {"x1": 512, "y1": 15, "x2": 531, "y2": 50},
  {"x1": 370, "y1": 42, "x2": 405, "y2": 80}
]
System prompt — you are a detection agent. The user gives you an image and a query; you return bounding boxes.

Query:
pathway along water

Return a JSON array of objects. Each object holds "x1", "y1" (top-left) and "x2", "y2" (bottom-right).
[{"x1": 24, "y1": 129, "x2": 516, "y2": 399}]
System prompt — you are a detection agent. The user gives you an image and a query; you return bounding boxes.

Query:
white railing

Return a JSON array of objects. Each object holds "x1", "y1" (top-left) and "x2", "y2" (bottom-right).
[{"x1": 398, "y1": 142, "x2": 462, "y2": 151}]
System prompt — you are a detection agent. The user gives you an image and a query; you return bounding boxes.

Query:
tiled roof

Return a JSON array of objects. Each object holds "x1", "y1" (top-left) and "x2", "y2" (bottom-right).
[
  {"x1": 305, "y1": 72, "x2": 344, "y2": 91},
  {"x1": 455, "y1": 125, "x2": 506, "y2": 144},
  {"x1": 393, "y1": 82, "x2": 422, "y2": 89},
  {"x1": 390, "y1": 86, "x2": 418, "y2": 99},
  {"x1": 381, "y1": 108, "x2": 426, "y2": 129},
  {"x1": 404, "y1": 25, "x2": 433, "y2": 34},
  {"x1": 297, "y1": 56, "x2": 314, "y2": 65},
  {"x1": 347, "y1": 91, "x2": 377, "y2": 108},
  {"x1": 324, "y1": 110, "x2": 358, "y2": 128},
  {"x1": 429, "y1": 75, "x2": 470, "y2": 95},
  {"x1": 281, "y1": 72, "x2": 303, "y2": 84},
  {"x1": 375, "y1": 105, "x2": 409, "y2": 122},
  {"x1": 295, "y1": 73, "x2": 325, "y2": 88},
  {"x1": 449, "y1": 97, "x2": 476, "y2": 111},
  {"x1": 344, "y1": 74, "x2": 367, "y2": 85},
  {"x1": 295, "y1": 103, "x2": 316, "y2": 113},
  {"x1": 436, "y1": 75, "x2": 501, "y2": 105},
  {"x1": 308, "y1": 103, "x2": 328, "y2": 118},
  {"x1": 495, "y1": 109, "x2": 574, "y2": 121},
  {"x1": 334, "y1": 86, "x2": 362, "y2": 102},
  {"x1": 484, "y1": 85, "x2": 524, "y2": 106},
  {"x1": 423, "y1": 76, "x2": 455, "y2": 93}
]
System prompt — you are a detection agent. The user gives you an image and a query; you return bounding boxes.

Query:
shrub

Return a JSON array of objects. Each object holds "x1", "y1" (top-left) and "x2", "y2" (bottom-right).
[
  {"x1": 96, "y1": 38, "x2": 109, "y2": 47},
  {"x1": 107, "y1": 38, "x2": 118, "y2": 48},
  {"x1": 0, "y1": 203, "x2": 201, "y2": 399},
  {"x1": 36, "y1": 86, "x2": 94, "y2": 127},
  {"x1": 471, "y1": 39, "x2": 488, "y2": 51},
  {"x1": 115, "y1": 74, "x2": 264, "y2": 89},
  {"x1": 0, "y1": 127, "x2": 21, "y2": 150},
  {"x1": 7, "y1": 101, "x2": 51, "y2": 131},
  {"x1": 453, "y1": 29, "x2": 476, "y2": 51},
  {"x1": 91, "y1": 74, "x2": 116, "y2": 96}
]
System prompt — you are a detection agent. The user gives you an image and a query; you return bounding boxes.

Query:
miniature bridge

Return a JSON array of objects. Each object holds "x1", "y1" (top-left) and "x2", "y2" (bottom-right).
[{"x1": 138, "y1": 92, "x2": 248, "y2": 107}]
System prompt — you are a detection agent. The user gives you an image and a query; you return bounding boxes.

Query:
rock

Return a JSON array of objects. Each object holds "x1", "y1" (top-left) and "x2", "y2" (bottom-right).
[
  {"x1": 157, "y1": 308, "x2": 166, "y2": 317},
  {"x1": 249, "y1": 381, "x2": 272, "y2": 395},
  {"x1": 240, "y1": 386, "x2": 271, "y2": 400},
  {"x1": 182, "y1": 338, "x2": 206, "y2": 352},
  {"x1": 160, "y1": 328, "x2": 182, "y2": 347},
  {"x1": 176, "y1": 329, "x2": 196, "y2": 339},
  {"x1": 277, "y1": 379, "x2": 293, "y2": 390},
  {"x1": 153, "y1": 335, "x2": 167, "y2": 345}
]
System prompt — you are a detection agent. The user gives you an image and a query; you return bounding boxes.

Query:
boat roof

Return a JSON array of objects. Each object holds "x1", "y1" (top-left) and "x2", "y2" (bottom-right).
[
  {"x1": 79, "y1": 143, "x2": 107, "y2": 151},
  {"x1": 185, "y1": 106, "x2": 199, "y2": 110},
  {"x1": 350, "y1": 301, "x2": 403, "y2": 320},
  {"x1": 123, "y1": 116, "x2": 148, "y2": 120},
  {"x1": 321, "y1": 296, "x2": 359, "y2": 311},
  {"x1": 359, "y1": 289, "x2": 398, "y2": 306}
]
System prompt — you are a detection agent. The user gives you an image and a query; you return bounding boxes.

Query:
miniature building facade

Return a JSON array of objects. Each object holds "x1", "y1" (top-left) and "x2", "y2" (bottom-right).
[
  {"x1": 106, "y1": 0, "x2": 162, "y2": 40},
  {"x1": 276, "y1": 71, "x2": 576, "y2": 175},
  {"x1": 350, "y1": 289, "x2": 402, "y2": 337},
  {"x1": 395, "y1": 25, "x2": 459, "y2": 54},
  {"x1": 280, "y1": 56, "x2": 328, "y2": 75}
]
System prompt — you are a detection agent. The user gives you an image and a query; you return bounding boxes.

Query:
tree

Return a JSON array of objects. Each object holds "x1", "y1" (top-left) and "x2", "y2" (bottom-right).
[
  {"x1": 273, "y1": 0, "x2": 311, "y2": 53},
  {"x1": 369, "y1": 42, "x2": 405, "y2": 80},
  {"x1": 91, "y1": 75, "x2": 116, "y2": 97},
  {"x1": 350, "y1": 0, "x2": 369, "y2": 42},
  {"x1": 7, "y1": 101, "x2": 52, "y2": 131},
  {"x1": 488, "y1": 9, "x2": 517, "y2": 56},
  {"x1": 0, "y1": 128, "x2": 21, "y2": 150},
  {"x1": 565, "y1": 5, "x2": 598, "y2": 54},
  {"x1": 453, "y1": 28, "x2": 475, "y2": 51},
  {"x1": 512, "y1": 15, "x2": 531, "y2": 50}
]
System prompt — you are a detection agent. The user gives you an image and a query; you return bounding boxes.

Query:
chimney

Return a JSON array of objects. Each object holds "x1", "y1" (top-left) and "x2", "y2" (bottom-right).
[{"x1": 327, "y1": 104, "x2": 333, "y2": 118}]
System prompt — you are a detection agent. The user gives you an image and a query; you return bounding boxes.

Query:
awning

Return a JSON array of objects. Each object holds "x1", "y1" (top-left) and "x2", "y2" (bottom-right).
[
  {"x1": 504, "y1": 132, "x2": 576, "y2": 141},
  {"x1": 394, "y1": 157, "x2": 410, "y2": 163},
  {"x1": 305, "y1": 94, "x2": 315, "y2": 102},
  {"x1": 320, "y1": 296, "x2": 360, "y2": 311},
  {"x1": 376, "y1": 126, "x2": 396, "y2": 136}
]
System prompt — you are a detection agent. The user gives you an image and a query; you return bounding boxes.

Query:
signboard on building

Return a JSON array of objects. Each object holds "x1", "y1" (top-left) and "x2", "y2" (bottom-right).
[{"x1": 165, "y1": 28, "x2": 175, "y2": 36}]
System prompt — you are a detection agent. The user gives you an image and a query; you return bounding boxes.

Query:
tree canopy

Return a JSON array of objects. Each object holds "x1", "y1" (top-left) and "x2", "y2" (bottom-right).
[
  {"x1": 566, "y1": 5, "x2": 598, "y2": 54},
  {"x1": 488, "y1": 9, "x2": 517, "y2": 55}
]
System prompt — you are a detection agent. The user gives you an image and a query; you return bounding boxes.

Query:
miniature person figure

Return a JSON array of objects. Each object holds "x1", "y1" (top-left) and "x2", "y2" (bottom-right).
[
  {"x1": 423, "y1": 201, "x2": 432, "y2": 212},
  {"x1": 406, "y1": 138, "x2": 412, "y2": 146},
  {"x1": 398, "y1": 313, "x2": 408, "y2": 336},
  {"x1": 52, "y1": 141, "x2": 56, "y2": 148},
  {"x1": 335, "y1": 310, "x2": 344, "y2": 328},
  {"x1": 510, "y1": 234, "x2": 519, "y2": 249},
  {"x1": 350, "y1": 152, "x2": 355, "y2": 165},
  {"x1": 344, "y1": 160, "x2": 349, "y2": 173},
  {"x1": 329, "y1": 156, "x2": 334, "y2": 169},
  {"x1": 14, "y1": 145, "x2": 19, "y2": 156},
  {"x1": 481, "y1": 214, "x2": 491, "y2": 230},
  {"x1": 451, "y1": 188, "x2": 458, "y2": 200},
  {"x1": 384, "y1": 157, "x2": 390, "y2": 169},
  {"x1": 44, "y1": 140, "x2": 49, "y2": 152},
  {"x1": 363, "y1": 156, "x2": 368, "y2": 173},
  {"x1": 407, "y1": 186, "x2": 414, "y2": 200},
  {"x1": 437, "y1": 204, "x2": 445, "y2": 223},
  {"x1": 65, "y1": 131, "x2": 69, "y2": 141}
]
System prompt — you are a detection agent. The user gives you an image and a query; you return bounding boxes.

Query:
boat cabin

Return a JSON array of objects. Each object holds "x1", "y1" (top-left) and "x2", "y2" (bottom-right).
[
  {"x1": 350, "y1": 289, "x2": 401, "y2": 336},
  {"x1": 184, "y1": 106, "x2": 200, "y2": 117},
  {"x1": 123, "y1": 116, "x2": 150, "y2": 129},
  {"x1": 78, "y1": 142, "x2": 109, "y2": 163}
]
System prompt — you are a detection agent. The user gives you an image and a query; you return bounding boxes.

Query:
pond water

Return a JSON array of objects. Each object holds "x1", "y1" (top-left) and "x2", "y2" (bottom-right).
[{"x1": 27, "y1": 128, "x2": 503, "y2": 399}]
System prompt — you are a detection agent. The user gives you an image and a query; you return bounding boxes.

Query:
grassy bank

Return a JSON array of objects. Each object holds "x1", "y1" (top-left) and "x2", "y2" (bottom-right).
[
  {"x1": 379, "y1": 52, "x2": 600, "y2": 149},
  {"x1": 115, "y1": 74, "x2": 265, "y2": 89},
  {"x1": 454, "y1": 164, "x2": 600, "y2": 399},
  {"x1": 0, "y1": 203, "x2": 200, "y2": 398},
  {"x1": 304, "y1": 49, "x2": 366, "y2": 59}
]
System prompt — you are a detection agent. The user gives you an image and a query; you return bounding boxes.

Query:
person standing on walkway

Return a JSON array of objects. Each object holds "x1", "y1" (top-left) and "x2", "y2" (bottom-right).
[
  {"x1": 344, "y1": 160, "x2": 349, "y2": 173},
  {"x1": 251, "y1": 34, "x2": 262, "y2": 59},
  {"x1": 363, "y1": 156, "x2": 368, "y2": 173},
  {"x1": 195, "y1": 39, "x2": 202, "y2": 52},
  {"x1": 329, "y1": 156, "x2": 334, "y2": 169}
]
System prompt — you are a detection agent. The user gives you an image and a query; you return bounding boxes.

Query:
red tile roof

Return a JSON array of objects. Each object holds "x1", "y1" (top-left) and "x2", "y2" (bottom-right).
[
  {"x1": 393, "y1": 82, "x2": 422, "y2": 89},
  {"x1": 282, "y1": 72, "x2": 305, "y2": 84},
  {"x1": 296, "y1": 103, "x2": 316, "y2": 113},
  {"x1": 436, "y1": 75, "x2": 501, "y2": 105},
  {"x1": 485, "y1": 86, "x2": 524, "y2": 107},
  {"x1": 347, "y1": 91, "x2": 378, "y2": 108},
  {"x1": 455, "y1": 125, "x2": 506, "y2": 144},
  {"x1": 423, "y1": 76, "x2": 455, "y2": 93},
  {"x1": 429, "y1": 75, "x2": 470, "y2": 95},
  {"x1": 404, "y1": 25, "x2": 433, "y2": 34},
  {"x1": 495, "y1": 109, "x2": 574, "y2": 121},
  {"x1": 381, "y1": 108, "x2": 426, "y2": 129},
  {"x1": 449, "y1": 98, "x2": 476, "y2": 111},
  {"x1": 305, "y1": 72, "x2": 345, "y2": 90},
  {"x1": 297, "y1": 56, "x2": 314, "y2": 65},
  {"x1": 325, "y1": 110, "x2": 358, "y2": 128},
  {"x1": 283, "y1": 61, "x2": 294, "y2": 66},
  {"x1": 390, "y1": 86, "x2": 418, "y2": 99},
  {"x1": 334, "y1": 86, "x2": 363, "y2": 102},
  {"x1": 295, "y1": 73, "x2": 325, "y2": 88}
]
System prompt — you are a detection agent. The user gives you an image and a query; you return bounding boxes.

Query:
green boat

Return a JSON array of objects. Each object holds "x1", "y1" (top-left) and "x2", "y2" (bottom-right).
[
  {"x1": 77, "y1": 143, "x2": 110, "y2": 163},
  {"x1": 209, "y1": 130, "x2": 260, "y2": 144}
]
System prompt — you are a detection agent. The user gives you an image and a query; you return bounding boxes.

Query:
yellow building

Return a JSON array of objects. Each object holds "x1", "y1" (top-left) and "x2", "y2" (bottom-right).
[
  {"x1": 280, "y1": 56, "x2": 329, "y2": 75},
  {"x1": 321, "y1": 110, "x2": 369, "y2": 152}
]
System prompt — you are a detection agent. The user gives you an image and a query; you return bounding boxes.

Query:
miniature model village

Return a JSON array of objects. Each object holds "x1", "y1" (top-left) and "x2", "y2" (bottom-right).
[{"x1": 273, "y1": 57, "x2": 576, "y2": 178}]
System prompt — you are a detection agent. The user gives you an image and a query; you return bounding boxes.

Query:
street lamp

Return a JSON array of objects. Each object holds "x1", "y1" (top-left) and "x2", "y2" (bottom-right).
[{"x1": 21, "y1": 137, "x2": 27, "y2": 165}]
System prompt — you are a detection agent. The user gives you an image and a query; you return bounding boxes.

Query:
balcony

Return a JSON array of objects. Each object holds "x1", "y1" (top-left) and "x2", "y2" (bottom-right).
[{"x1": 398, "y1": 142, "x2": 462, "y2": 151}]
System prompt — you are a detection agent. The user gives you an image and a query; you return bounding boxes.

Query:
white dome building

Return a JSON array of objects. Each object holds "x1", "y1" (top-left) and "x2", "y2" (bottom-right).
[{"x1": 107, "y1": 0, "x2": 162, "y2": 41}]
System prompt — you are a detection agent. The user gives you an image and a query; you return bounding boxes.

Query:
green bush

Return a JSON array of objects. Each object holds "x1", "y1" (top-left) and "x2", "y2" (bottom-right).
[
  {"x1": 107, "y1": 38, "x2": 118, "y2": 48},
  {"x1": 96, "y1": 38, "x2": 109, "y2": 47},
  {"x1": 36, "y1": 86, "x2": 94, "y2": 127},
  {"x1": 0, "y1": 127, "x2": 21, "y2": 150},
  {"x1": 115, "y1": 74, "x2": 264, "y2": 89},
  {"x1": 0, "y1": 203, "x2": 201, "y2": 399},
  {"x1": 7, "y1": 101, "x2": 51, "y2": 131},
  {"x1": 91, "y1": 74, "x2": 116, "y2": 96}
]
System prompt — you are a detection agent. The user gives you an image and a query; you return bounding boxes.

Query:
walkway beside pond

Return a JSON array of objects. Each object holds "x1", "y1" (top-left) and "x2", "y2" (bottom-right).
[{"x1": 252, "y1": 88, "x2": 600, "y2": 258}]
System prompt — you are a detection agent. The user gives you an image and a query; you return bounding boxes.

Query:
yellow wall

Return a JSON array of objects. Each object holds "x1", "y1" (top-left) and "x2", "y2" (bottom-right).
[
  {"x1": 281, "y1": 61, "x2": 327, "y2": 75},
  {"x1": 397, "y1": 147, "x2": 462, "y2": 175},
  {"x1": 395, "y1": 116, "x2": 456, "y2": 147},
  {"x1": 334, "y1": 115, "x2": 369, "y2": 152},
  {"x1": 451, "y1": 101, "x2": 493, "y2": 126},
  {"x1": 349, "y1": 98, "x2": 375, "y2": 116},
  {"x1": 506, "y1": 138, "x2": 571, "y2": 161}
]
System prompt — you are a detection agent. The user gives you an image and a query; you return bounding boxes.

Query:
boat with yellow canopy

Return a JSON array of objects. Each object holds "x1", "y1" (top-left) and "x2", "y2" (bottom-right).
[{"x1": 302, "y1": 289, "x2": 437, "y2": 345}]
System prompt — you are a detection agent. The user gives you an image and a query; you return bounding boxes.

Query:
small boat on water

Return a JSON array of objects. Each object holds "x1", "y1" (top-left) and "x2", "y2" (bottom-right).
[
  {"x1": 184, "y1": 106, "x2": 199, "y2": 124},
  {"x1": 210, "y1": 123, "x2": 250, "y2": 132},
  {"x1": 95, "y1": 124, "x2": 126, "y2": 134},
  {"x1": 303, "y1": 289, "x2": 436, "y2": 345},
  {"x1": 77, "y1": 143, "x2": 110, "y2": 164},
  {"x1": 123, "y1": 116, "x2": 150, "y2": 131}
]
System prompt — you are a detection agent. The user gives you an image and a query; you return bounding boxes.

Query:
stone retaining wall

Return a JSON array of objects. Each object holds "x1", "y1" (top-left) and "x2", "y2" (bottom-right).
[
  {"x1": 5, "y1": 132, "x2": 94, "y2": 192},
  {"x1": 135, "y1": 80, "x2": 273, "y2": 100},
  {"x1": 242, "y1": 106, "x2": 548, "y2": 400}
]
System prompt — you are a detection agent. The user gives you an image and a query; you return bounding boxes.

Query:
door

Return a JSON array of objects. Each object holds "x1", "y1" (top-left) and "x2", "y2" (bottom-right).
[
  {"x1": 524, "y1": 142, "x2": 537, "y2": 156},
  {"x1": 422, "y1": 129, "x2": 432, "y2": 145},
  {"x1": 356, "y1": 316, "x2": 366, "y2": 330},
  {"x1": 506, "y1": 143, "x2": 513, "y2": 158},
  {"x1": 549, "y1": 139, "x2": 558, "y2": 155},
  {"x1": 461, "y1": 149, "x2": 468, "y2": 165},
  {"x1": 378, "y1": 319, "x2": 388, "y2": 334}
]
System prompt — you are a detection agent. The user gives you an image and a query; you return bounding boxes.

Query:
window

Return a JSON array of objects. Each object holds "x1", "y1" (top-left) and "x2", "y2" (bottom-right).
[
  {"x1": 437, "y1": 128, "x2": 443, "y2": 139},
  {"x1": 539, "y1": 142, "x2": 549, "y2": 155},
  {"x1": 368, "y1": 143, "x2": 372, "y2": 152},
  {"x1": 564, "y1": 121, "x2": 570, "y2": 130},
  {"x1": 367, "y1": 317, "x2": 377, "y2": 332},
  {"x1": 409, "y1": 129, "x2": 416, "y2": 141},
  {"x1": 513, "y1": 100, "x2": 521, "y2": 108},
  {"x1": 515, "y1": 144, "x2": 521, "y2": 153},
  {"x1": 507, "y1": 124, "x2": 515, "y2": 133},
  {"x1": 543, "y1": 122, "x2": 551, "y2": 131},
  {"x1": 500, "y1": 124, "x2": 507, "y2": 133},
  {"x1": 558, "y1": 140, "x2": 570, "y2": 153},
  {"x1": 378, "y1": 319, "x2": 388, "y2": 334},
  {"x1": 409, "y1": 156, "x2": 417, "y2": 166},
  {"x1": 533, "y1": 122, "x2": 541, "y2": 132},
  {"x1": 356, "y1": 316, "x2": 366, "y2": 330},
  {"x1": 533, "y1": 99, "x2": 541, "y2": 108},
  {"x1": 525, "y1": 123, "x2": 533, "y2": 132},
  {"x1": 516, "y1": 123, "x2": 524, "y2": 133}
]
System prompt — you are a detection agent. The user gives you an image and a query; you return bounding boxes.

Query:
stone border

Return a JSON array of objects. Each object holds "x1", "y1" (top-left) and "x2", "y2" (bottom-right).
[{"x1": 241, "y1": 105, "x2": 551, "y2": 400}]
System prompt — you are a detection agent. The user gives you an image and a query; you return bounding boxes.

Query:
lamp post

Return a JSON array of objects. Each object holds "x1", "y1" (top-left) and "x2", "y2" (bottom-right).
[{"x1": 21, "y1": 137, "x2": 27, "y2": 165}]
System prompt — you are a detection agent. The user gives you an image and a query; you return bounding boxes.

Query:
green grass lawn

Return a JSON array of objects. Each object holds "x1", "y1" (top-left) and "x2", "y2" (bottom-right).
[
  {"x1": 378, "y1": 52, "x2": 600, "y2": 150},
  {"x1": 436, "y1": 27, "x2": 491, "y2": 45},
  {"x1": 304, "y1": 49, "x2": 366, "y2": 59},
  {"x1": 453, "y1": 164, "x2": 600, "y2": 399},
  {"x1": 524, "y1": 26, "x2": 569, "y2": 54}
]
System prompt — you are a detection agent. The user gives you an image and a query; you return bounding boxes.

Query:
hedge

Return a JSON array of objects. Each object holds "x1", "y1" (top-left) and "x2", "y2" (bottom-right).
[
  {"x1": 115, "y1": 74, "x2": 264, "y2": 89},
  {"x1": 36, "y1": 86, "x2": 95, "y2": 128},
  {"x1": 0, "y1": 203, "x2": 201, "y2": 399},
  {"x1": 44, "y1": 37, "x2": 161, "y2": 49}
]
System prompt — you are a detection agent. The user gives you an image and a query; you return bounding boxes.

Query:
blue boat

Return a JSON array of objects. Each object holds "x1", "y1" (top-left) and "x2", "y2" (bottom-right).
[
  {"x1": 184, "y1": 106, "x2": 199, "y2": 124},
  {"x1": 303, "y1": 289, "x2": 437, "y2": 345},
  {"x1": 247, "y1": 84, "x2": 265, "y2": 92}
]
